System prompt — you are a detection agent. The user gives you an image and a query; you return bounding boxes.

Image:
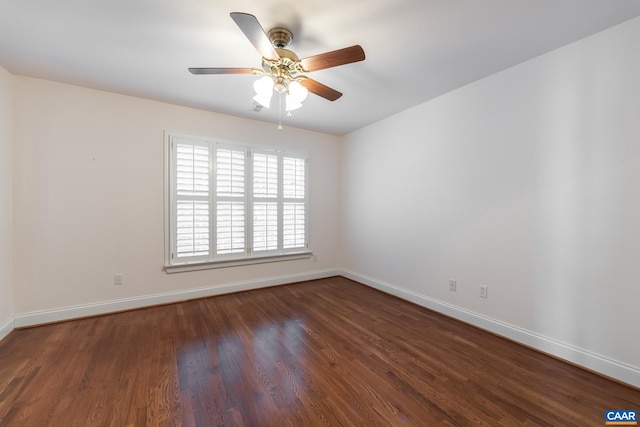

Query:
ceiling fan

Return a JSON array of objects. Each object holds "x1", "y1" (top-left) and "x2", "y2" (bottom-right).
[{"x1": 188, "y1": 12, "x2": 366, "y2": 112}]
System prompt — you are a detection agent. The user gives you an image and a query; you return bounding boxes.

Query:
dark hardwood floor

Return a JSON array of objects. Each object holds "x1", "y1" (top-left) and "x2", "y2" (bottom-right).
[{"x1": 0, "y1": 276, "x2": 638, "y2": 426}]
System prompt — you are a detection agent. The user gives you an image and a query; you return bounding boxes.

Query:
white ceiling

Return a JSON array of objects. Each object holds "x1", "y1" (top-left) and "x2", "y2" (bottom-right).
[{"x1": 2, "y1": 1, "x2": 640, "y2": 135}]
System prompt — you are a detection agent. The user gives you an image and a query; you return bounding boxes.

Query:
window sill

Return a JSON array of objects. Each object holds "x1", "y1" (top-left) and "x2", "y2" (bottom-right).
[{"x1": 164, "y1": 251, "x2": 313, "y2": 273}]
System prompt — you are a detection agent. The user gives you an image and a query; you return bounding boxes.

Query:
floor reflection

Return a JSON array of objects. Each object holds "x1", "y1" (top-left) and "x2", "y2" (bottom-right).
[{"x1": 176, "y1": 310, "x2": 311, "y2": 423}]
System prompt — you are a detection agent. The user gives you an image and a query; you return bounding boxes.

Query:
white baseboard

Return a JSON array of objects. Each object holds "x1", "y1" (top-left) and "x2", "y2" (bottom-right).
[
  {"x1": 13, "y1": 269, "x2": 340, "y2": 328},
  {"x1": 340, "y1": 269, "x2": 640, "y2": 389},
  {"x1": 0, "y1": 316, "x2": 14, "y2": 341}
]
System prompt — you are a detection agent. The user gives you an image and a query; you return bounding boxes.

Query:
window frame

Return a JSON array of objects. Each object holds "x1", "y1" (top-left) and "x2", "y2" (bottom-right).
[{"x1": 164, "y1": 132, "x2": 311, "y2": 273}]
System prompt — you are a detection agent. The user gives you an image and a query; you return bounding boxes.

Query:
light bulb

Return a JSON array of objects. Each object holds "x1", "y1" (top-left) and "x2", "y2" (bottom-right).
[{"x1": 274, "y1": 77, "x2": 287, "y2": 93}]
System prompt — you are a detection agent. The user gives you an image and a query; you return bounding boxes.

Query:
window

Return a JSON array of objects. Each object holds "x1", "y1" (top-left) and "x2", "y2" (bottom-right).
[{"x1": 165, "y1": 134, "x2": 310, "y2": 270}]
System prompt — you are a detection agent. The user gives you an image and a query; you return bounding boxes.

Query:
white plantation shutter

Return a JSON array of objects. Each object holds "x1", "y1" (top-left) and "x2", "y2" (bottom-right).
[
  {"x1": 216, "y1": 201, "x2": 245, "y2": 254},
  {"x1": 167, "y1": 135, "x2": 308, "y2": 266},
  {"x1": 253, "y1": 152, "x2": 279, "y2": 252},
  {"x1": 216, "y1": 149, "x2": 245, "y2": 197},
  {"x1": 176, "y1": 201, "x2": 209, "y2": 257},
  {"x1": 282, "y1": 156, "x2": 307, "y2": 249},
  {"x1": 216, "y1": 148, "x2": 246, "y2": 254},
  {"x1": 283, "y1": 157, "x2": 305, "y2": 199},
  {"x1": 253, "y1": 202, "x2": 278, "y2": 251},
  {"x1": 253, "y1": 153, "x2": 278, "y2": 198},
  {"x1": 283, "y1": 203, "x2": 305, "y2": 248},
  {"x1": 176, "y1": 144, "x2": 209, "y2": 197},
  {"x1": 175, "y1": 143, "x2": 210, "y2": 258}
]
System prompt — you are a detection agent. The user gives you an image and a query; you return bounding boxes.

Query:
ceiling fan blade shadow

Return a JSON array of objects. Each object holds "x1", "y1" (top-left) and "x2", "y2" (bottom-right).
[
  {"x1": 300, "y1": 78, "x2": 342, "y2": 101},
  {"x1": 230, "y1": 12, "x2": 280, "y2": 60},
  {"x1": 188, "y1": 68, "x2": 256, "y2": 75},
  {"x1": 300, "y1": 45, "x2": 365, "y2": 72}
]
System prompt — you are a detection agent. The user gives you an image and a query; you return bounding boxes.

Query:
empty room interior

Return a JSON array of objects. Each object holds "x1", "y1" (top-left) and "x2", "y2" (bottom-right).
[{"x1": 1, "y1": 1, "x2": 639, "y2": 425}]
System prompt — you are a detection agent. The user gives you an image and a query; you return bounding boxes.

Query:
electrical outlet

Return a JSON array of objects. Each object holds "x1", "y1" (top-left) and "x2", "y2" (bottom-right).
[
  {"x1": 479, "y1": 285, "x2": 488, "y2": 298},
  {"x1": 114, "y1": 273, "x2": 123, "y2": 286},
  {"x1": 449, "y1": 280, "x2": 457, "y2": 292}
]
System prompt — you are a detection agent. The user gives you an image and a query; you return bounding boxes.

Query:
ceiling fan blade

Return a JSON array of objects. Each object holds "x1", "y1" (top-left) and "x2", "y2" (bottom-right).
[
  {"x1": 230, "y1": 12, "x2": 280, "y2": 60},
  {"x1": 188, "y1": 67, "x2": 255, "y2": 75},
  {"x1": 300, "y1": 45, "x2": 365, "y2": 72},
  {"x1": 300, "y1": 78, "x2": 342, "y2": 101}
]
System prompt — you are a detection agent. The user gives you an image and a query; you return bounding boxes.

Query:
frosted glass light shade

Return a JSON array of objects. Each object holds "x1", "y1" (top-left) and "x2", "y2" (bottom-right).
[
  {"x1": 253, "y1": 94, "x2": 272, "y2": 108},
  {"x1": 254, "y1": 76, "x2": 274, "y2": 96},
  {"x1": 285, "y1": 96, "x2": 303, "y2": 111},
  {"x1": 253, "y1": 76, "x2": 274, "y2": 108},
  {"x1": 288, "y1": 81, "x2": 308, "y2": 103}
]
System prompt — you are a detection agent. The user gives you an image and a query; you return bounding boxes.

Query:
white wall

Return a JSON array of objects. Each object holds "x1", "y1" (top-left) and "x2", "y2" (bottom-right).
[
  {"x1": 342, "y1": 17, "x2": 640, "y2": 387},
  {"x1": 12, "y1": 77, "x2": 342, "y2": 322},
  {"x1": 0, "y1": 66, "x2": 14, "y2": 339}
]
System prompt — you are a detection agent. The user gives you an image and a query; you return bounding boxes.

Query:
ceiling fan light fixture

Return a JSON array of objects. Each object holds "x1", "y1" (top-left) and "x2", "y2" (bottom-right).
[
  {"x1": 189, "y1": 13, "x2": 366, "y2": 129},
  {"x1": 189, "y1": 12, "x2": 366, "y2": 129}
]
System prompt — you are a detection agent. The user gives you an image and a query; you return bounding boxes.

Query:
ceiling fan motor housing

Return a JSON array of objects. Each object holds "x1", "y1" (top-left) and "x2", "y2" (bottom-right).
[
  {"x1": 268, "y1": 27, "x2": 293, "y2": 48},
  {"x1": 261, "y1": 48, "x2": 304, "y2": 80}
]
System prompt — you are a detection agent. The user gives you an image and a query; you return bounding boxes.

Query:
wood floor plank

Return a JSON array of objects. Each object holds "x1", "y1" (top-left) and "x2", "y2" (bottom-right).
[{"x1": 0, "y1": 277, "x2": 638, "y2": 426}]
